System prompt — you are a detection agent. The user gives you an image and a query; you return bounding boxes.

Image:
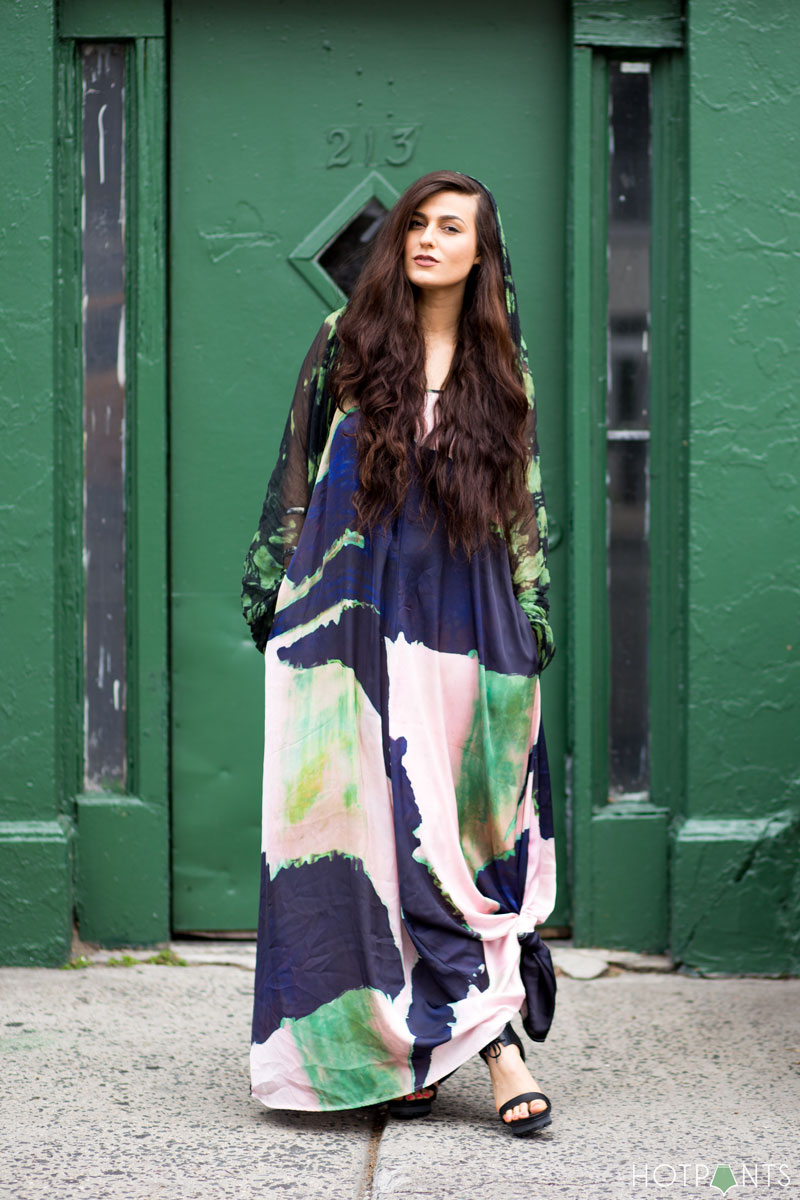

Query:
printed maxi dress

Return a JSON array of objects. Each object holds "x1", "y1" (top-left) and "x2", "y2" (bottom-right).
[{"x1": 244, "y1": 314, "x2": 557, "y2": 1112}]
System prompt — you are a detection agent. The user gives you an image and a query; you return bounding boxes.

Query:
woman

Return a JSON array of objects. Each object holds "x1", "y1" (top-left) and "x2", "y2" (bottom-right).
[{"x1": 241, "y1": 171, "x2": 557, "y2": 1137}]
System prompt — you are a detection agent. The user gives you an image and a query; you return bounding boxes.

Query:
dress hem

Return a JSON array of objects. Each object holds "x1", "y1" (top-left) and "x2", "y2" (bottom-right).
[{"x1": 250, "y1": 1009, "x2": 521, "y2": 1114}]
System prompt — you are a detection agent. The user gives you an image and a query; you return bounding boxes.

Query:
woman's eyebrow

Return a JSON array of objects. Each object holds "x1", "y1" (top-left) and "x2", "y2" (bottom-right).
[{"x1": 411, "y1": 209, "x2": 466, "y2": 224}]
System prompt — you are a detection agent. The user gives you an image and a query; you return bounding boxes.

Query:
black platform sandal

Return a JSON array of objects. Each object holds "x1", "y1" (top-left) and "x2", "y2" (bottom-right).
[
  {"x1": 387, "y1": 1081, "x2": 438, "y2": 1119},
  {"x1": 479, "y1": 1023, "x2": 552, "y2": 1137}
]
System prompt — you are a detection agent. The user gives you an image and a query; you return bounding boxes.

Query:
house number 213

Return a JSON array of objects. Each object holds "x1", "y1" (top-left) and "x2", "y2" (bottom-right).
[{"x1": 325, "y1": 124, "x2": 420, "y2": 169}]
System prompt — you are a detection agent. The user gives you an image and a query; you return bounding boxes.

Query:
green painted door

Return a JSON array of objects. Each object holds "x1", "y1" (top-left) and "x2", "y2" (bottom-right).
[{"x1": 169, "y1": 0, "x2": 570, "y2": 931}]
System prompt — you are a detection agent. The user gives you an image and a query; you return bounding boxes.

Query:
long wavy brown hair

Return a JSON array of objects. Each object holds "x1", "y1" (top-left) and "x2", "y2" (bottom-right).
[{"x1": 331, "y1": 170, "x2": 531, "y2": 556}]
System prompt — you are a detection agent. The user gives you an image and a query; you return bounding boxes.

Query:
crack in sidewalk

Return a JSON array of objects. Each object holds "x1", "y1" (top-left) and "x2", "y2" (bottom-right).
[{"x1": 356, "y1": 1105, "x2": 388, "y2": 1200}]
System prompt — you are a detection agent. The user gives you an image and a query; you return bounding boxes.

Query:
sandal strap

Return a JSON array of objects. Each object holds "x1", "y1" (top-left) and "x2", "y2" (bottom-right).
[
  {"x1": 479, "y1": 1022, "x2": 526, "y2": 1064},
  {"x1": 498, "y1": 1091, "x2": 551, "y2": 1120}
]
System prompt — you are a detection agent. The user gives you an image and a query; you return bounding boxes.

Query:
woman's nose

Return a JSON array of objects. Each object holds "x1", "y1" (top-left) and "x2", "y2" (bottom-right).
[{"x1": 420, "y1": 223, "x2": 436, "y2": 246}]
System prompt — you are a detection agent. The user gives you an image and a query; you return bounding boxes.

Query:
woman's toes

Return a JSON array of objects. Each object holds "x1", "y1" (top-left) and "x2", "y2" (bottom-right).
[{"x1": 505, "y1": 1098, "x2": 545, "y2": 1122}]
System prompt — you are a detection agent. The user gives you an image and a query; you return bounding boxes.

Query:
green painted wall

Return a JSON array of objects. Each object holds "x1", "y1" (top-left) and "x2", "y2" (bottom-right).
[
  {"x1": 0, "y1": 0, "x2": 73, "y2": 965},
  {"x1": 673, "y1": 0, "x2": 800, "y2": 972},
  {"x1": 0, "y1": 0, "x2": 798, "y2": 972}
]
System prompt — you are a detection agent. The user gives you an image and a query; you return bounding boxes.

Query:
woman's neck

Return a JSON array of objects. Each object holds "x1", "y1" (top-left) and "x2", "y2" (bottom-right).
[
  {"x1": 416, "y1": 286, "x2": 464, "y2": 389},
  {"x1": 415, "y1": 284, "x2": 464, "y2": 342}
]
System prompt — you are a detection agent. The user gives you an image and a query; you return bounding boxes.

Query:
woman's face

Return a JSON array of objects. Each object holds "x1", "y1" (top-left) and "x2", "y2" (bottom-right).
[{"x1": 403, "y1": 190, "x2": 480, "y2": 292}]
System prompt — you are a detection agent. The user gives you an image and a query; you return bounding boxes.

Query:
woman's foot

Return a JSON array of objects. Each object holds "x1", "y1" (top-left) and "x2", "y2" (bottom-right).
[
  {"x1": 483, "y1": 1038, "x2": 548, "y2": 1124},
  {"x1": 387, "y1": 1083, "x2": 438, "y2": 1118},
  {"x1": 478, "y1": 1024, "x2": 551, "y2": 1133}
]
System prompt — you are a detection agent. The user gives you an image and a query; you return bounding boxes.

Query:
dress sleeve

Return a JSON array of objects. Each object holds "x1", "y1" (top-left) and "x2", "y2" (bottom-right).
[
  {"x1": 241, "y1": 316, "x2": 338, "y2": 652},
  {"x1": 507, "y1": 358, "x2": 556, "y2": 673}
]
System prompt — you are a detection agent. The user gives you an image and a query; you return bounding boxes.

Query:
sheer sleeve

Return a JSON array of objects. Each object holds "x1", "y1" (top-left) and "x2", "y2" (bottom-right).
[
  {"x1": 507, "y1": 357, "x2": 556, "y2": 673},
  {"x1": 241, "y1": 314, "x2": 340, "y2": 652}
]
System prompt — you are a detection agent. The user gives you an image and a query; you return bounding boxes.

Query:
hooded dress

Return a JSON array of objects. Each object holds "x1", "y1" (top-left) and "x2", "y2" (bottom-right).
[{"x1": 241, "y1": 189, "x2": 557, "y2": 1113}]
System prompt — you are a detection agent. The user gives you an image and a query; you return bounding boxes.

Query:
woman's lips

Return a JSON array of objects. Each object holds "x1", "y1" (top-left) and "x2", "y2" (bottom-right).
[{"x1": 414, "y1": 255, "x2": 438, "y2": 265}]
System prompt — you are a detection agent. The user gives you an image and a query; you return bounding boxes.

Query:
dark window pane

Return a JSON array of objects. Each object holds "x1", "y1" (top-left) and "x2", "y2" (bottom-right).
[
  {"x1": 81, "y1": 44, "x2": 127, "y2": 791},
  {"x1": 608, "y1": 62, "x2": 651, "y2": 432},
  {"x1": 607, "y1": 438, "x2": 650, "y2": 791},
  {"x1": 317, "y1": 198, "x2": 388, "y2": 296},
  {"x1": 607, "y1": 60, "x2": 652, "y2": 797}
]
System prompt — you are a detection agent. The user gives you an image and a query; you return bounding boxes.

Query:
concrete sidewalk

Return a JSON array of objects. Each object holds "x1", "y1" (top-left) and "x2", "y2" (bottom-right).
[{"x1": 1, "y1": 943, "x2": 798, "y2": 1200}]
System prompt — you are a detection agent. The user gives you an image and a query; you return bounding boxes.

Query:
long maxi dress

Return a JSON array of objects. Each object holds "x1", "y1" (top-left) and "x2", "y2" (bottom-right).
[{"x1": 243, "y1": 314, "x2": 557, "y2": 1112}]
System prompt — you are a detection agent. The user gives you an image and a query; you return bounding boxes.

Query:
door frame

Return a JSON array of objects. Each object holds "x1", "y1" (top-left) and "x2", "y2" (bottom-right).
[
  {"x1": 56, "y1": 0, "x2": 170, "y2": 944},
  {"x1": 56, "y1": 0, "x2": 688, "y2": 951},
  {"x1": 567, "y1": 1, "x2": 688, "y2": 951}
]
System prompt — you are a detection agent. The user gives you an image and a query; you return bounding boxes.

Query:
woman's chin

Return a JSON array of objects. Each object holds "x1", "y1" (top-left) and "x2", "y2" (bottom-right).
[{"x1": 406, "y1": 272, "x2": 461, "y2": 293}]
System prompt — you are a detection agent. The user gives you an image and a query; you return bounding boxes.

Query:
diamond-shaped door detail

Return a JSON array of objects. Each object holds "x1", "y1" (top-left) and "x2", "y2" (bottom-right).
[{"x1": 289, "y1": 172, "x2": 399, "y2": 309}]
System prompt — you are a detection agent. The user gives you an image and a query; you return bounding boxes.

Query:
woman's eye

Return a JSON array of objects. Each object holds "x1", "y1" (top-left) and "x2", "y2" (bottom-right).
[{"x1": 409, "y1": 218, "x2": 424, "y2": 228}]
